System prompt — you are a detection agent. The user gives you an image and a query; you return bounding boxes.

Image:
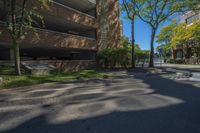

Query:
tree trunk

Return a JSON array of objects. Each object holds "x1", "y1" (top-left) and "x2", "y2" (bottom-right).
[
  {"x1": 149, "y1": 29, "x2": 156, "y2": 67},
  {"x1": 13, "y1": 40, "x2": 21, "y2": 75},
  {"x1": 131, "y1": 19, "x2": 135, "y2": 68},
  {"x1": 10, "y1": 0, "x2": 21, "y2": 75}
]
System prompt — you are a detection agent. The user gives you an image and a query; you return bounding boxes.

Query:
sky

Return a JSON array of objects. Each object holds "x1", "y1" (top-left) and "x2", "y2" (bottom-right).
[{"x1": 121, "y1": 15, "x2": 171, "y2": 50}]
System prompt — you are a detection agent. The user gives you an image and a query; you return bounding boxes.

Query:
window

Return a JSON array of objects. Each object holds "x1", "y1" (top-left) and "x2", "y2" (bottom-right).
[{"x1": 186, "y1": 14, "x2": 199, "y2": 24}]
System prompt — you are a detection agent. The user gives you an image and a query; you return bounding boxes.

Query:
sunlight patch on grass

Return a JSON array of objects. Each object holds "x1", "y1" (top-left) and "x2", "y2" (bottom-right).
[{"x1": 0, "y1": 67, "x2": 109, "y2": 89}]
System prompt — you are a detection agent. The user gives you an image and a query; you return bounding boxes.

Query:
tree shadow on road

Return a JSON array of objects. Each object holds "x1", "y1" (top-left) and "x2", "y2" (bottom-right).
[{"x1": 1, "y1": 71, "x2": 200, "y2": 133}]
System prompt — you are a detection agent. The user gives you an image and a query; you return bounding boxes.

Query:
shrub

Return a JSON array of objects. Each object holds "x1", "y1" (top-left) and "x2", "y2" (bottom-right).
[
  {"x1": 166, "y1": 59, "x2": 175, "y2": 64},
  {"x1": 135, "y1": 50, "x2": 150, "y2": 67},
  {"x1": 136, "y1": 50, "x2": 150, "y2": 60},
  {"x1": 175, "y1": 59, "x2": 184, "y2": 64},
  {"x1": 97, "y1": 48, "x2": 130, "y2": 68}
]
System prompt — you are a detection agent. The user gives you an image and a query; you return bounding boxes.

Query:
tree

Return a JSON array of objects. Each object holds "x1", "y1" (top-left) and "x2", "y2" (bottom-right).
[
  {"x1": 121, "y1": 0, "x2": 138, "y2": 68},
  {"x1": 135, "y1": 0, "x2": 199, "y2": 67},
  {"x1": 1, "y1": 0, "x2": 51, "y2": 75},
  {"x1": 156, "y1": 21, "x2": 177, "y2": 60},
  {"x1": 171, "y1": 21, "x2": 200, "y2": 60},
  {"x1": 156, "y1": 20, "x2": 177, "y2": 45},
  {"x1": 120, "y1": 35, "x2": 131, "y2": 49}
]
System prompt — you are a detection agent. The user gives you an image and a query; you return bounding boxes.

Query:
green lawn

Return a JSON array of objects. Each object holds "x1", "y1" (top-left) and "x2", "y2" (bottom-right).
[{"x1": 0, "y1": 67, "x2": 109, "y2": 89}]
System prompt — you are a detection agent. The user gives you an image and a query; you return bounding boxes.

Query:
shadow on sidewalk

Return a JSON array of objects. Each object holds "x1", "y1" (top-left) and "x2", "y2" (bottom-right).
[{"x1": 1, "y1": 71, "x2": 200, "y2": 133}]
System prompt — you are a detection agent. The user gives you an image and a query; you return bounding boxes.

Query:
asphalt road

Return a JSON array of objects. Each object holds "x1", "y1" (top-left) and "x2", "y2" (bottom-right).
[{"x1": 0, "y1": 70, "x2": 200, "y2": 133}]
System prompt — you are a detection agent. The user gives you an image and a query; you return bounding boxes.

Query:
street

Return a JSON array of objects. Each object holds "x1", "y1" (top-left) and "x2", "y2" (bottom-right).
[{"x1": 0, "y1": 68, "x2": 200, "y2": 133}]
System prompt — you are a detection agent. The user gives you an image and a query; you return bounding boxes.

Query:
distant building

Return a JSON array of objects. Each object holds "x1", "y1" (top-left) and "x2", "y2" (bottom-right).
[{"x1": 180, "y1": 11, "x2": 200, "y2": 24}]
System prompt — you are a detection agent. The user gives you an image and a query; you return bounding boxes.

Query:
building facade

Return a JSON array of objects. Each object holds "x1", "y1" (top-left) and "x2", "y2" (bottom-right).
[
  {"x1": 172, "y1": 10, "x2": 200, "y2": 61},
  {"x1": 180, "y1": 11, "x2": 200, "y2": 24},
  {"x1": 0, "y1": 0, "x2": 121, "y2": 69}
]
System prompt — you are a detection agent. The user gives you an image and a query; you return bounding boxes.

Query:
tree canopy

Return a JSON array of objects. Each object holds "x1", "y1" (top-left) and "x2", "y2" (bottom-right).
[
  {"x1": 171, "y1": 21, "x2": 200, "y2": 48},
  {"x1": 156, "y1": 20, "x2": 177, "y2": 45},
  {"x1": 156, "y1": 20, "x2": 200, "y2": 61}
]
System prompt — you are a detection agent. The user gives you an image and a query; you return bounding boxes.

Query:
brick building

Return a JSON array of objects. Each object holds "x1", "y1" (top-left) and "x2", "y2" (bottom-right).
[{"x1": 0, "y1": 0, "x2": 121, "y2": 70}]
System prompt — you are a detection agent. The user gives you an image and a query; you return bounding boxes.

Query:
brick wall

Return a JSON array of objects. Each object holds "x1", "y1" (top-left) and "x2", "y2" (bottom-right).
[
  {"x1": 23, "y1": 60, "x2": 96, "y2": 72},
  {"x1": 97, "y1": 0, "x2": 121, "y2": 50},
  {"x1": 0, "y1": 26, "x2": 97, "y2": 50}
]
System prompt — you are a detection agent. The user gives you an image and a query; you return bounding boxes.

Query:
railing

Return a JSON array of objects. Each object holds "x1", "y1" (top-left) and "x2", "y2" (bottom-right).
[
  {"x1": 0, "y1": 21, "x2": 96, "y2": 41},
  {"x1": 34, "y1": 27, "x2": 97, "y2": 41},
  {"x1": 53, "y1": 1, "x2": 96, "y2": 19}
]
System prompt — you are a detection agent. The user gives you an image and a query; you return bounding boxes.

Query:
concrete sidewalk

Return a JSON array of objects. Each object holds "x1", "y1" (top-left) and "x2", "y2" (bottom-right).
[{"x1": 163, "y1": 64, "x2": 200, "y2": 69}]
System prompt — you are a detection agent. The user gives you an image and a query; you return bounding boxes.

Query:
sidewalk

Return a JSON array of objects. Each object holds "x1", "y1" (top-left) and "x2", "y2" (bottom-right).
[{"x1": 162, "y1": 64, "x2": 200, "y2": 69}]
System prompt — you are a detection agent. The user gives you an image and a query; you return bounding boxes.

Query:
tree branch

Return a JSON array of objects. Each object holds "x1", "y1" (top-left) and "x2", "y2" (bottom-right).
[
  {"x1": 122, "y1": 0, "x2": 134, "y2": 20},
  {"x1": 17, "y1": 0, "x2": 28, "y2": 38}
]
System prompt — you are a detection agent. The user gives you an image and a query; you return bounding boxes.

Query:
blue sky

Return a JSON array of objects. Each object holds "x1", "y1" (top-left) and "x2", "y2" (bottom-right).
[{"x1": 121, "y1": 15, "x2": 171, "y2": 50}]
